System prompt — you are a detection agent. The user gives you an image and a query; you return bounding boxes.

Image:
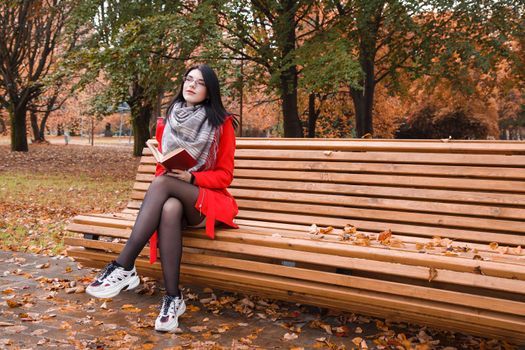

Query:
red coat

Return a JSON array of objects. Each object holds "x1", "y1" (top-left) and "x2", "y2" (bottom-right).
[{"x1": 149, "y1": 116, "x2": 239, "y2": 263}]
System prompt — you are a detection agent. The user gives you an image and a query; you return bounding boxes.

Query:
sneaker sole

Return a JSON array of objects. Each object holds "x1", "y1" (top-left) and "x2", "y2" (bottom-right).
[
  {"x1": 155, "y1": 301, "x2": 186, "y2": 332},
  {"x1": 86, "y1": 275, "x2": 140, "y2": 299}
]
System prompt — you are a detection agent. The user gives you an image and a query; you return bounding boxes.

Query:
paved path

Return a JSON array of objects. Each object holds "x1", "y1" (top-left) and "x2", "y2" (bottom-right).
[{"x1": 0, "y1": 250, "x2": 519, "y2": 349}]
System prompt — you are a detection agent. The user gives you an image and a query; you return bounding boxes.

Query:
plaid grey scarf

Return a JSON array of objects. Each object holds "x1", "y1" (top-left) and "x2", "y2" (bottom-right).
[{"x1": 162, "y1": 102, "x2": 219, "y2": 172}]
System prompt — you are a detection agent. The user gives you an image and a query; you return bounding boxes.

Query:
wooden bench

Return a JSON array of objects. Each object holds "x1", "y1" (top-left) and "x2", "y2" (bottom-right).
[{"x1": 65, "y1": 138, "x2": 525, "y2": 344}]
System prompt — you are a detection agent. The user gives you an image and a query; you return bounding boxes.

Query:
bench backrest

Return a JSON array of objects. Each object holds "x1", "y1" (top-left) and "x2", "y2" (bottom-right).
[{"x1": 131, "y1": 138, "x2": 525, "y2": 246}]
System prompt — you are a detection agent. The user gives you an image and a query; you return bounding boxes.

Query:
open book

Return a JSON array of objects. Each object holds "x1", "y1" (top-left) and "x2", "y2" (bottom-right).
[{"x1": 146, "y1": 139, "x2": 197, "y2": 171}]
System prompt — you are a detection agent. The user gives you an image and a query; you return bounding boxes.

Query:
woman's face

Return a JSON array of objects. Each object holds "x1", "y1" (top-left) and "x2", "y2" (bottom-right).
[{"x1": 182, "y1": 69, "x2": 207, "y2": 107}]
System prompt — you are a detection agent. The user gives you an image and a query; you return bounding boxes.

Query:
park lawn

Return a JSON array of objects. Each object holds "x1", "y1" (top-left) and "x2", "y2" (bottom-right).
[{"x1": 0, "y1": 144, "x2": 139, "y2": 255}]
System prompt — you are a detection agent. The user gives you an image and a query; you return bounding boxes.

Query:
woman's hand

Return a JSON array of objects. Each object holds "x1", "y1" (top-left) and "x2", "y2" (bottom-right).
[{"x1": 166, "y1": 169, "x2": 192, "y2": 183}]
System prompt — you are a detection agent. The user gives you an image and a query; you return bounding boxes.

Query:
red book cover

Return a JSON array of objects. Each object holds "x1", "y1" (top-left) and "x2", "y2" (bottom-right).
[{"x1": 146, "y1": 140, "x2": 197, "y2": 171}]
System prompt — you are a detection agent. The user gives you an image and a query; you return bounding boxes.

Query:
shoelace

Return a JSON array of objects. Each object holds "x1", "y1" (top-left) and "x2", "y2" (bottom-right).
[
  {"x1": 160, "y1": 295, "x2": 180, "y2": 316},
  {"x1": 96, "y1": 261, "x2": 118, "y2": 282}
]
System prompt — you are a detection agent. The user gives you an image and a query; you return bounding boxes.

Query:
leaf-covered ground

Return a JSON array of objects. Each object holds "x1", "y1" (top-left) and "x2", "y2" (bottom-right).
[
  {"x1": 0, "y1": 143, "x2": 520, "y2": 349},
  {"x1": 0, "y1": 143, "x2": 139, "y2": 255}
]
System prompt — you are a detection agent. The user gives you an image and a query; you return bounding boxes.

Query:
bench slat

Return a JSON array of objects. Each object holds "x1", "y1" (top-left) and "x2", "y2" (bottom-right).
[
  {"x1": 139, "y1": 156, "x2": 525, "y2": 179},
  {"x1": 235, "y1": 199, "x2": 525, "y2": 234},
  {"x1": 234, "y1": 139, "x2": 525, "y2": 153},
  {"x1": 230, "y1": 188, "x2": 525, "y2": 221},
  {"x1": 234, "y1": 160, "x2": 525, "y2": 180},
  {"x1": 233, "y1": 169, "x2": 525, "y2": 193},
  {"x1": 233, "y1": 149, "x2": 525, "y2": 167},
  {"x1": 236, "y1": 209, "x2": 525, "y2": 245},
  {"x1": 228, "y1": 178, "x2": 525, "y2": 206}
]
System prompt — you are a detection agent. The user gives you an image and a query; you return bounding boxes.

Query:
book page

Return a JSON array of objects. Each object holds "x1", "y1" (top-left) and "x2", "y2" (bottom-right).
[{"x1": 146, "y1": 140, "x2": 163, "y2": 162}]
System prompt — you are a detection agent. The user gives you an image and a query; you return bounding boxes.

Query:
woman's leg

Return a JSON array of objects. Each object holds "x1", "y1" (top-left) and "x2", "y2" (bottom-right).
[
  {"x1": 116, "y1": 175, "x2": 202, "y2": 269},
  {"x1": 157, "y1": 198, "x2": 184, "y2": 297}
]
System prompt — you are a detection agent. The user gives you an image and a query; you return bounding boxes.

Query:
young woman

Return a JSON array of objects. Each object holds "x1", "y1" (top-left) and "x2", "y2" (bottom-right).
[{"x1": 85, "y1": 64, "x2": 239, "y2": 332}]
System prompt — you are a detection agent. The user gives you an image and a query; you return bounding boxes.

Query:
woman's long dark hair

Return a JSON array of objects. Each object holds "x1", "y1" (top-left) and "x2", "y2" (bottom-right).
[{"x1": 167, "y1": 64, "x2": 238, "y2": 128}]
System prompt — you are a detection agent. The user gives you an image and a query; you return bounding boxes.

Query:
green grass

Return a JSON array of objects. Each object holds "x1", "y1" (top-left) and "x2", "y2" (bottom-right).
[{"x1": 0, "y1": 172, "x2": 134, "y2": 255}]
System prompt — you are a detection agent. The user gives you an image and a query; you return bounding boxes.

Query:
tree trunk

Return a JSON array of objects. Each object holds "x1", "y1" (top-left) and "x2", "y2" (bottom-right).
[
  {"x1": 29, "y1": 110, "x2": 46, "y2": 142},
  {"x1": 350, "y1": 84, "x2": 374, "y2": 137},
  {"x1": 10, "y1": 103, "x2": 28, "y2": 152},
  {"x1": 280, "y1": 71, "x2": 302, "y2": 137},
  {"x1": 39, "y1": 112, "x2": 50, "y2": 141},
  {"x1": 277, "y1": 0, "x2": 302, "y2": 138},
  {"x1": 350, "y1": 49, "x2": 376, "y2": 137},
  {"x1": 347, "y1": 2, "x2": 383, "y2": 138},
  {"x1": 0, "y1": 116, "x2": 6, "y2": 134},
  {"x1": 130, "y1": 101, "x2": 152, "y2": 157},
  {"x1": 308, "y1": 93, "x2": 319, "y2": 138}
]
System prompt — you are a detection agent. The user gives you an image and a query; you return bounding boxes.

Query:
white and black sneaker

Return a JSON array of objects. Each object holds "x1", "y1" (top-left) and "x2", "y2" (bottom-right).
[
  {"x1": 155, "y1": 294, "x2": 186, "y2": 332},
  {"x1": 86, "y1": 260, "x2": 140, "y2": 299}
]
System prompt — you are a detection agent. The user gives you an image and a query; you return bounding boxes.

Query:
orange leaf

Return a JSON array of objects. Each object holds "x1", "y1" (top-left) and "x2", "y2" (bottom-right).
[
  {"x1": 378, "y1": 229, "x2": 392, "y2": 242},
  {"x1": 428, "y1": 267, "x2": 438, "y2": 282},
  {"x1": 6, "y1": 300, "x2": 21, "y2": 308},
  {"x1": 320, "y1": 226, "x2": 333, "y2": 234}
]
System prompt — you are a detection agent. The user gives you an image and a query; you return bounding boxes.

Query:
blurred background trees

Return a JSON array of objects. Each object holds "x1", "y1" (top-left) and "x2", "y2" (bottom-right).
[{"x1": 1, "y1": 0, "x2": 524, "y2": 153}]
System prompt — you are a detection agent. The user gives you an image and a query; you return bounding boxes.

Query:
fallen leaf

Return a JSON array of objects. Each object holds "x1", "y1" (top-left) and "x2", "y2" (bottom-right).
[
  {"x1": 308, "y1": 224, "x2": 320, "y2": 235},
  {"x1": 489, "y1": 242, "x2": 499, "y2": 250},
  {"x1": 334, "y1": 325, "x2": 350, "y2": 337},
  {"x1": 6, "y1": 300, "x2": 21, "y2": 308},
  {"x1": 352, "y1": 337, "x2": 363, "y2": 345},
  {"x1": 186, "y1": 304, "x2": 200, "y2": 312},
  {"x1": 498, "y1": 246, "x2": 509, "y2": 254},
  {"x1": 428, "y1": 267, "x2": 438, "y2": 282},
  {"x1": 121, "y1": 304, "x2": 141, "y2": 313},
  {"x1": 0, "y1": 339, "x2": 12, "y2": 346},
  {"x1": 344, "y1": 224, "x2": 357, "y2": 234},
  {"x1": 319, "y1": 226, "x2": 333, "y2": 234},
  {"x1": 378, "y1": 229, "x2": 392, "y2": 242},
  {"x1": 283, "y1": 332, "x2": 298, "y2": 341},
  {"x1": 31, "y1": 329, "x2": 48, "y2": 336},
  {"x1": 190, "y1": 326, "x2": 207, "y2": 333}
]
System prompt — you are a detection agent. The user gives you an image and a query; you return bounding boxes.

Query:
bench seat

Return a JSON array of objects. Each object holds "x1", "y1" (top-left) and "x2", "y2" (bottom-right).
[{"x1": 66, "y1": 138, "x2": 525, "y2": 344}]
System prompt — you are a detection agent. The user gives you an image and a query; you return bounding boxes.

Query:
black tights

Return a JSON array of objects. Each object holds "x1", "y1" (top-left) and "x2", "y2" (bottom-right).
[{"x1": 116, "y1": 175, "x2": 202, "y2": 297}]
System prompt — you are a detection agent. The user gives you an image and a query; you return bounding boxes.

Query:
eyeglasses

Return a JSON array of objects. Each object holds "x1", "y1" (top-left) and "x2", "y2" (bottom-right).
[{"x1": 184, "y1": 75, "x2": 206, "y2": 88}]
